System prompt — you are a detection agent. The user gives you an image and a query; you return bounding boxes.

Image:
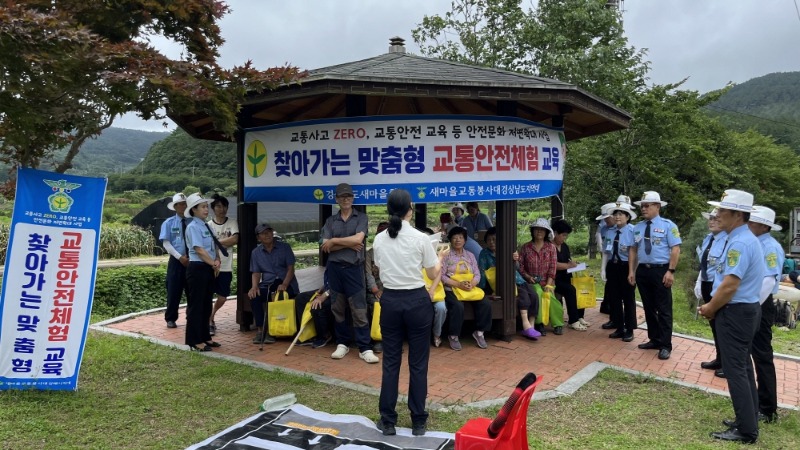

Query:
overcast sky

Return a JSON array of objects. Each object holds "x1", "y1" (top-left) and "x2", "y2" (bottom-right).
[{"x1": 116, "y1": 0, "x2": 800, "y2": 131}]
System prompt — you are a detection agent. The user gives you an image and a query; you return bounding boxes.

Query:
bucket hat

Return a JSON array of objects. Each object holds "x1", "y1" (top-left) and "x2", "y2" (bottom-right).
[
  {"x1": 707, "y1": 189, "x2": 754, "y2": 213},
  {"x1": 530, "y1": 218, "x2": 554, "y2": 240},
  {"x1": 451, "y1": 202, "x2": 465, "y2": 215}
]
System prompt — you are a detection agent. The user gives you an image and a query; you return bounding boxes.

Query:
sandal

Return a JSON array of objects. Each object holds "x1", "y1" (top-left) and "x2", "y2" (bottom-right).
[
  {"x1": 189, "y1": 345, "x2": 211, "y2": 352},
  {"x1": 569, "y1": 322, "x2": 588, "y2": 331},
  {"x1": 204, "y1": 341, "x2": 221, "y2": 348}
]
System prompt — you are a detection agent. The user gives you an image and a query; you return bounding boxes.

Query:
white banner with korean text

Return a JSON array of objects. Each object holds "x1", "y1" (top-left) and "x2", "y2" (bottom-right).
[
  {"x1": 243, "y1": 115, "x2": 565, "y2": 204},
  {"x1": 0, "y1": 168, "x2": 106, "y2": 390}
]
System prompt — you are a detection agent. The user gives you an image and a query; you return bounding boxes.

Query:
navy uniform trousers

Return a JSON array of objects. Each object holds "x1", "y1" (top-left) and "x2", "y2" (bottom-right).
[
  {"x1": 165, "y1": 256, "x2": 188, "y2": 323},
  {"x1": 752, "y1": 295, "x2": 777, "y2": 417},
  {"x1": 717, "y1": 302, "x2": 761, "y2": 437},
  {"x1": 635, "y1": 265, "x2": 673, "y2": 350},
  {"x1": 378, "y1": 287, "x2": 433, "y2": 428}
]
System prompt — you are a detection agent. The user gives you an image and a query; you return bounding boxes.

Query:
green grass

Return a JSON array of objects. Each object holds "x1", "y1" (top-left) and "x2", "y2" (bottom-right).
[{"x1": 1, "y1": 333, "x2": 797, "y2": 449}]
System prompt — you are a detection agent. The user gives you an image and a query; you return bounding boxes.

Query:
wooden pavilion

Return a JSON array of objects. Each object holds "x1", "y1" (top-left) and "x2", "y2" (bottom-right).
[{"x1": 169, "y1": 37, "x2": 631, "y2": 340}]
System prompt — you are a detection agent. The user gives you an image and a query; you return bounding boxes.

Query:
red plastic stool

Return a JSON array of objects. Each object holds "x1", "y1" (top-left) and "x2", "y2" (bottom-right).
[{"x1": 455, "y1": 373, "x2": 542, "y2": 450}]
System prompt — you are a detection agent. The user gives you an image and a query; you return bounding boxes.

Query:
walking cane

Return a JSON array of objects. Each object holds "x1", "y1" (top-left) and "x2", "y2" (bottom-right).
[{"x1": 286, "y1": 292, "x2": 318, "y2": 356}]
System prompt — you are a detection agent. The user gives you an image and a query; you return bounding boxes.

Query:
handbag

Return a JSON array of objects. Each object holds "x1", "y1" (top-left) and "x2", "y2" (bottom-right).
[
  {"x1": 451, "y1": 261, "x2": 485, "y2": 301},
  {"x1": 268, "y1": 291, "x2": 297, "y2": 337},
  {"x1": 571, "y1": 272, "x2": 597, "y2": 309},
  {"x1": 533, "y1": 284, "x2": 551, "y2": 326},
  {"x1": 423, "y1": 269, "x2": 445, "y2": 302},
  {"x1": 296, "y1": 295, "x2": 317, "y2": 342},
  {"x1": 371, "y1": 302, "x2": 382, "y2": 341},
  {"x1": 484, "y1": 266, "x2": 518, "y2": 296}
]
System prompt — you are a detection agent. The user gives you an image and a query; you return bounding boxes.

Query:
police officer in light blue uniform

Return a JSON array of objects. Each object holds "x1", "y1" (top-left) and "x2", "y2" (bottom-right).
[
  {"x1": 628, "y1": 191, "x2": 681, "y2": 360},
  {"x1": 695, "y1": 208, "x2": 728, "y2": 376},
  {"x1": 747, "y1": 206, "x2": 785, "y2": 424},
  {"x1": 607, "y1": 201, "x2": 638, "y2": 341},
  {"x1": 699, "y1": 189, "x2": 765, "y2": 444},
  {"x1": 596, "y1": 202, "x2": 616, "y2": 319},
  {"x1": 159, "y1": 193, "x2": 188, "y2": 328}
]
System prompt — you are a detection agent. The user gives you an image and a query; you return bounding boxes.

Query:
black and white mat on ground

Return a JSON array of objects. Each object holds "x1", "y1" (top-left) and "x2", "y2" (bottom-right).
[{"x1": 186, "y1": 404, "x2": 455, "y2": 450}]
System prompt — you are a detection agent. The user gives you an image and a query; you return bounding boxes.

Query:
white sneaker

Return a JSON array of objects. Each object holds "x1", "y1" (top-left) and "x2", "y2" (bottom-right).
[
  {"x1": 569, "y1": 322, "x2": 588, "y2": 331},
  {"x1": 578, "y1": 318, "x2": 591, "y2": 327},
  {"x1": 331, "y1": 344, "x2": 350, "y2": 359},
  {"x1": 359, "y1": 350, "x2": 379, "y2": 364}
]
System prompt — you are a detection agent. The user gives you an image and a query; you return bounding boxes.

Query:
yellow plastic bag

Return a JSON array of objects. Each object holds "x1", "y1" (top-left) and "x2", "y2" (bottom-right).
[
  {"x1": 371, "y1": 302, "x2": 382, "y2": 341},
  {"x1": 268, "y1": 291, "x2": 296, "y2": 337},
  {"x1": 572, "y1": 273, "x2": 597, "y2": 310},
  {"x1": 484, "y1": 266, "x2": 518, "y2": 296},
  {"x1": 296, "y1": 296, "x2": 317, "y2": 342},
  {"x1": 451, "y1": 261, "x2": 485, "y2": 301},
  {"x1": 423, "y1": 269, "x2": 445, "y2": 302}
]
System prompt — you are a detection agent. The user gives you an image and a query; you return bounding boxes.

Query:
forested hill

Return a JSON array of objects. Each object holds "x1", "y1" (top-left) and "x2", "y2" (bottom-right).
[
  {"x1": 707, "y1": 71, "x2": 800, "y2": 151},
  {"x1": 68, "y1": 127, "x2": 170, "y2": 176},
  {"x1": 137, "y1": 128, "x2": 236, "y2": 180}
]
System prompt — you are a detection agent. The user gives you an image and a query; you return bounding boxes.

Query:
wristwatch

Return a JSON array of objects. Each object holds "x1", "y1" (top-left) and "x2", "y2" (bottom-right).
[{"x1": 668, "y1": 268, "x2": 676, "y2": 273}]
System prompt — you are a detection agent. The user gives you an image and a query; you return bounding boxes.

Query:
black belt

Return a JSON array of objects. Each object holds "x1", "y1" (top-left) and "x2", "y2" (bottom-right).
[
  {"x1": 610, "y1": 260, "x2": 628, "y2": 265},
  {"x1": 640, "y1": 263, "x2": 668, "y2": 269}
]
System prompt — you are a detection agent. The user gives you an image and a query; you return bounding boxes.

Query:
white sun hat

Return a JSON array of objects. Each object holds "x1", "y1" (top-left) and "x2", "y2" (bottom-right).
[
  {"x1": 184, "y1": 193, "x2": 212, "y2": 218},
  {"x1": 595, "y1": 202, "x2": 615, "y2": 221},
  {"x1": 749, "y1": 205, "x2": 782, "y2": 231},
  {"x1": 611, "y1": 202, "x2": 637, "y2": 221},
  {"x1": 633, "y1": 191, "x2": 668, "y2": 207},
  {"x1": 701, "y1": 207, "x2": 720, "y2": 220},
  {"x1": 707, "y1": 189, "x2": 754, "y2": 213},
  {"x1": 167, "y1": 193, "x2": 187, "y2": 211},
  {"x1": 615, "y1": 194, "x2": 633, "y2": 207}
]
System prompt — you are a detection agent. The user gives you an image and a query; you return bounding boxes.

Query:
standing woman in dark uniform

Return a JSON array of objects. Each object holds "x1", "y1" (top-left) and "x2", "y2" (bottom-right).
[
  {"x1": 373, "y1": 189, "x2": 441, "y2": 437},
  {"x1": 184, "y1": 193, "x2": 221, "y2": 351}
]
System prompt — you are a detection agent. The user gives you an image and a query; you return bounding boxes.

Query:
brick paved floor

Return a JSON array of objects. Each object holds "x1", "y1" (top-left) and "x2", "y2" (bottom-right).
[{"x1": 100, "y1": 304, "x2": 800, "y2": 409}]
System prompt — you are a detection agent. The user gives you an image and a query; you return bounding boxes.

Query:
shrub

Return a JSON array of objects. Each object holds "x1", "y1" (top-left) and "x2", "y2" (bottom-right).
[{"x1": 92, "y1": 265, "x2": 167, "y2": 318}]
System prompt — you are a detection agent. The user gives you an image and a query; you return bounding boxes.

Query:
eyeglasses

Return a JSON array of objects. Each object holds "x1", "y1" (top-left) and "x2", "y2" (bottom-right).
[
  {"x1": 640, "y1": 203, "x2": 656, "y2": 209},
  {"x1": 336, "y1": 194, "x2": 354, "y2": 199}
]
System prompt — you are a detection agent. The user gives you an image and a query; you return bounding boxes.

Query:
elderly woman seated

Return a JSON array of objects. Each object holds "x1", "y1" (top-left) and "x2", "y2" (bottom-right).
[
  {"x1": 478, "y1": 227, "x2": 541, "y2": 340},
  {"x1": 441, "y1": 226, "x2": 493, "y2": 350}
]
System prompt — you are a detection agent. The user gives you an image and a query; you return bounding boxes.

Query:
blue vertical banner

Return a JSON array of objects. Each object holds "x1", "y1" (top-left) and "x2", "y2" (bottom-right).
[{"x1": 0, "y1": 168, "x2": 107, "y2": 390}]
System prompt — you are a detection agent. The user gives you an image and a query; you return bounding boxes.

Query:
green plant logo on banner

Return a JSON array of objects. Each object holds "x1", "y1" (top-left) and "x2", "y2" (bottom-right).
[{"x1": 246, "y1": 140, "x2": 267, "y2": 178}]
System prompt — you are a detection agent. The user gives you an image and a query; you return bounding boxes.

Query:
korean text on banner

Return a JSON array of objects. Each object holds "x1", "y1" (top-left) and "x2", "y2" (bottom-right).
[
  {"x1": 243, "y1": 115, "x2": 565, "y2": 204},
  {"x1": 0, "y1": 168, "x2": 107, "y2": 391}
]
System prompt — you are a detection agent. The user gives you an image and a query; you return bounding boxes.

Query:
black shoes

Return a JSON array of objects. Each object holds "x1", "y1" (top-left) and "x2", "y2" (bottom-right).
[
  {"x1": 376, "y1": 420, "x2": 396, "y2": 436},
  {"x1": 601, "y1": 321, "x2": 617, "y2": 329},
  {"x1": 373, "y1": 342, "x2": 383, "y2": 354},
  {"x1": 189, "y1": 344, "x2": 211, "y2": 352},
  {"x1": 710, "y1": 428, "x2": 757, "y2": 444},
  {"x1": 658, "y1": 348, "x2": 671, "y2": 360},
  {"x1": 759, "y1": 412, "x2": 778, "y2": 423},
  {"x1": 166, "y1": 321, "x2": 177, "y2": 328},
  {"x1": 724, "y1": 412, "x2": 778, "y2": 429},
  {"x1": 609, "y1": 330, "x2": 625, "y2": 339},
  {"x1": 535, "y1": 323, "x2": 547, "y2": 336},
  {"x1": 412, "y1": 423, "x2": 427, "y2": 436},
  {"x1": 638, "y1": 341, "x2": 659, "y2": 350},
  {"x1": 622, "y1": 333, "x2": 634, "y2": 342},
  {"x1": 553, "y1": 326, "x2": 564, "y2": 335},
  {"x1": 714, "y1": 369, "x2": 725, "y2": 378},
  {"x1": 700, "y1": 358, "x2": 721, "y2": 370}
]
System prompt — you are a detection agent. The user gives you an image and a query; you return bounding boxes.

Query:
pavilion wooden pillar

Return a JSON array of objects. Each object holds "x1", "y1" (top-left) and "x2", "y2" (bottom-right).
[
  {"x1": 495, "y1": 101, "x2": 518, "y2": 340},
  {"x1": 236, "y1": 130, "x2": 257, "y2": 331},
  {"x1": 550, "y1": 114, "x2": 566, "y2": 221}
]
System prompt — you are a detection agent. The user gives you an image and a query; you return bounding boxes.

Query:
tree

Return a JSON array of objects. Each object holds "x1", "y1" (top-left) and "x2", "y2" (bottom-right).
[{"x1": 0, "y1": 1, "x2": 300, "y2": 191}]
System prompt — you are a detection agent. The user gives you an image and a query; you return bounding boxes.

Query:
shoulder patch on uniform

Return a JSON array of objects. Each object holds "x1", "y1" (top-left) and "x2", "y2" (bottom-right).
[
  {"x1": 766, "y1": 252, "x2": 778, "y2": 269},
  {"x1": 671, "y1": 227, "x2": 680, "y2": 238},
  {"x1": 727, "y1": 249, "x2": 741, "y2": 268}
]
